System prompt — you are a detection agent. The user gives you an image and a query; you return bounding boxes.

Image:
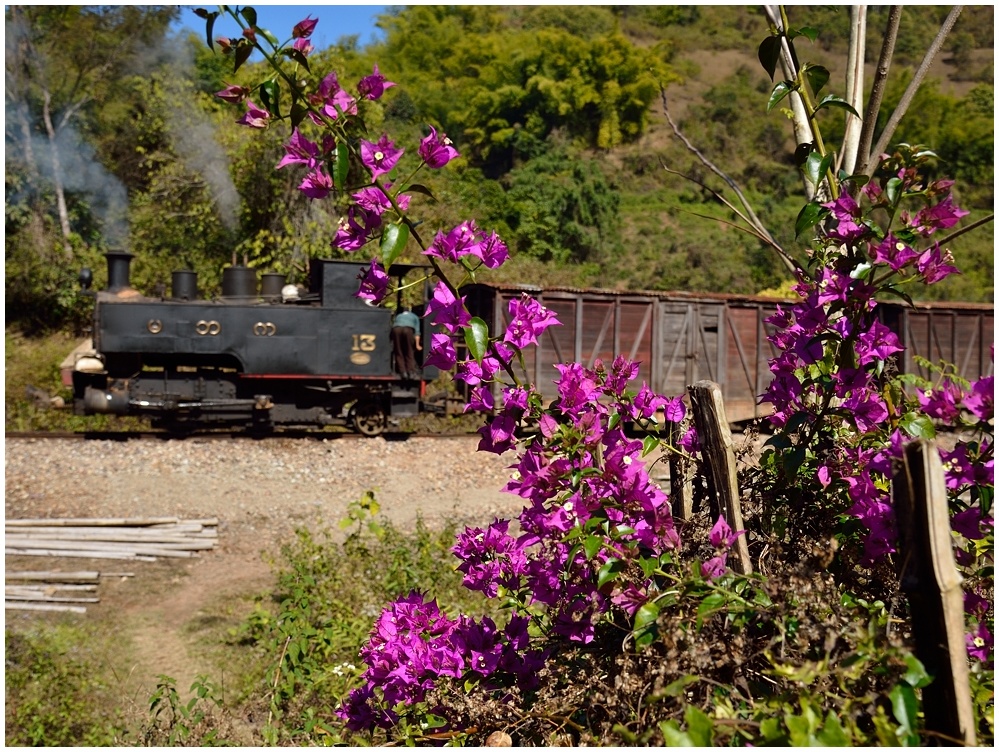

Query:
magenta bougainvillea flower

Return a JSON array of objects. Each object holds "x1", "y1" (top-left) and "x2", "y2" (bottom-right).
[
  {"x1": 423, "y1": 281, "x2": 472, "y2": 333},
  {"x1": 419, "y1": 125, "x2": 460, "y2": 168},
  {"x1": 916, "y1": 244, "x2": 960, "y2": 284},
  {"x1": 966, "y1": 622, "x2": 993, "y2": 662},
  {"x1": 214, "y1": 83, "x2": 250, "y2": 103},
  {"x1": 360, "y1": 134, "x2": 404, "y2": 179},
  {"x1": 503, "y1": 294, "x2": 560, "y2": 350},
  {"x1": 236, "y1": 100, "x2": 270, "y2": 128},
  {"x1": 423, "y1": 332, "x2": 457, "y2": 370},
  {"x1": 355, "y1": 259, "x2": 389, "y2": 303},
  {"x1": 292, "y1": 15, "x2": 318, "y2": 38},
  {"x1": 277, "y1": 129, "x2": 319, "y2": 170},
  {"x1": 292, "y1": 36, "x2": 313, "y2": 56},
  {"x1": 911, "y1": 194, "x2": 970, "y2": 235},
  {"x1": 963, "y1": 376, "x2": 994, "y2": 421},
  {"x1": 357, "y1": 64, "x2": 396, "y2": 100}
]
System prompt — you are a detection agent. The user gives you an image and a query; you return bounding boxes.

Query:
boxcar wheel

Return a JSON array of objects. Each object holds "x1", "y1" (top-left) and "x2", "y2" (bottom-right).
[{"x1": 350, "y1": 399, "x2": 387, "y2": 437}]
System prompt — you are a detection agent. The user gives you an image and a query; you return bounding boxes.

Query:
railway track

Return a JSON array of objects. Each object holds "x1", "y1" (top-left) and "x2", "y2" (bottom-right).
[{"x1": 4, "y1": 429, "x2": 478, "y2": 441}]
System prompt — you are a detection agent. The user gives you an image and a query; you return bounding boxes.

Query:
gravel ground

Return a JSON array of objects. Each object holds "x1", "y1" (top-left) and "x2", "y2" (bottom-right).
[{"x1": 4, "y1": 436, "x2": 525, "y2": 555}]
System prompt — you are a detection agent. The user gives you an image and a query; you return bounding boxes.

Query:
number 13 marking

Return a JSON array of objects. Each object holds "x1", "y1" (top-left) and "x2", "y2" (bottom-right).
[{"x1": 352, "y1": 334, "x2": 376, "y2": 352}]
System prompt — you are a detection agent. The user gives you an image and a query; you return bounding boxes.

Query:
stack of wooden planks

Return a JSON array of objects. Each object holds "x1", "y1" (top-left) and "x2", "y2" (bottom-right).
[
  {"x1": 4, "y1": 517, "x2": 219, "y2": 614},
  {"x1": 5, "y1": 570, "x2": 132, "y2": 614},
  {"x1": 5, "y1": 517, "x2": 219, "y2": 561}
]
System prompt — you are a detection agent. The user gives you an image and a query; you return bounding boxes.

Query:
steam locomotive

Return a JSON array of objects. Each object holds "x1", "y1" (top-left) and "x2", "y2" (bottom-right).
[{"x1": 64, "y1": 252, "x2": 444, "y2": 435}]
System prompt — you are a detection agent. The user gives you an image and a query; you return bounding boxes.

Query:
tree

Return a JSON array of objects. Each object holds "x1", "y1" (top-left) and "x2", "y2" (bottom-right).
[{"x1": 4, "y1": 5, "x2": 177, "y2": 257}]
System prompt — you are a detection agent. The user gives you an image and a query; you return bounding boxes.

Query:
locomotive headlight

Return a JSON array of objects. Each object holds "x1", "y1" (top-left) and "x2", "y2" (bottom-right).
[{"x1": 147, "y1": 319, "x2": 163, "y2": 334}]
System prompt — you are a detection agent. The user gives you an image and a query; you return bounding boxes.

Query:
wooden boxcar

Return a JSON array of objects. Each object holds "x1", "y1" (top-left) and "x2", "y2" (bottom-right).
[{"x1": 463, "y1": 283, "x2": 994, "y2": 423}]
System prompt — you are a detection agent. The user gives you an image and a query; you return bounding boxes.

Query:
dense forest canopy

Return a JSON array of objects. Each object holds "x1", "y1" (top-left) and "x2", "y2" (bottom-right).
[{"x1": 5, "y1": 5, "x2": 994, "y2": 333}]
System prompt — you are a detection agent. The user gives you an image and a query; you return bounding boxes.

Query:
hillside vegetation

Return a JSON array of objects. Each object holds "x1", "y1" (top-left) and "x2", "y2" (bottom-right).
[{"x1": 5, "y1": 5, "x2": 994, "y2": 335}]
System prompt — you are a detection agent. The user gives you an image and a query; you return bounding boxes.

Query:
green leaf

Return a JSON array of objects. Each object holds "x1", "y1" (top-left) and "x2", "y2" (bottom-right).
[
  {"x1": 290, "y1": 102, "x2": 308, "y2": 130},
  {"x1": 684, "y1": 706, "x2": 714, "y2": 747},
  {"x1": 758, "y1": 35, "x2": 781, "y2": 81},
  {"x1": 379, "y1": 222, "x2": 409, "y2": 267},
  {"x1": 902, "y1": 654, "x2": 931, "y2": 689},
  {"x1": 817, "y1": 711, "x2": 850, "y2": 746},
  {"x1": 259, "y1": 28, "x2": 278, "y2": 47},
  {"x1": 633, "y1": 601, "x2": 660, "y2": 632},
  {"x1": 767, "y1": 81, "x2": 792, "y2": 112},
  {"x1": 793, "y1": 141, "x2": 814, "y2": 167},
  {"x1": 596, "y1": 558, "x2": 624, "y2": 589},
  {"x1": 403, "y1": 183, "x2": 438, "y2": 201},
  {"x1": 259, "y1": 80, "x2": 280, "y2": 118},
  {"x1": 791, "y1": 26, "x2": 820, "y2": 42},
  {"x1": 642, "y1": 434, "x2": 659, "y2": 457},
  {"x1": 803, "y1": 151, "x2": 834, "y2": 188},
  {"x1": 900, "y1": 411, "x2": 936, "y2": 440},
  {"x1": 240, "y1": 7, "x2": 257, "y2": 27},
  {"x1": 655, "y1": 674, "x2": 698, "y2": 700},
  {"x1": 795, "y1": 201, "x2": 826, "y2": 238},
  {"x1": 814, "y1": 94, "x2": 861, "y2": 117},
  {"x1": 659, "y1": 720, "x2": 693, "y2": 747},
  {"x1": 234, "y1": 39, "x2": 253, "y2": 73},
  {"x1": 283, "y1": 47, "x2": 311, "y2": 72},
  {"x1": 696, "y1": 592, "x2": 726, "y2": 627},
  {"x1": 463, "y1": 317, "x2": 489, "y2": 363},
  {"x1": 203, "y1": 10, "x2": 219, "y2": 50},
  {"x1": 890, "y1": 684, "x2": 920, "y2": 746},
  {"x1": 583, "y1": 534, "x2": 602, "y2": 560},
  {"x1": 886, "y1": 176, "x2": 903, "y2": 206},
  {"x1": 803, "y1": 64, "x2": 830, "y2": 96},
  {"x1": 334, "y1": 142, "x2": 349, "y2": 193}
]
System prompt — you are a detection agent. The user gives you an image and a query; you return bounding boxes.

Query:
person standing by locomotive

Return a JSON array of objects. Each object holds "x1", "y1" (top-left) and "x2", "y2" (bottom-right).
[{"x1": 391, "y1": 306, "x2": 422, "y2": 380}]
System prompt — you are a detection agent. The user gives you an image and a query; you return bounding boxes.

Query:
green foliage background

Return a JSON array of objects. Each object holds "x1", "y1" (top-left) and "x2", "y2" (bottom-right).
[{"x1": 5, "y1": 4, "x2": 994, "y2": 336}]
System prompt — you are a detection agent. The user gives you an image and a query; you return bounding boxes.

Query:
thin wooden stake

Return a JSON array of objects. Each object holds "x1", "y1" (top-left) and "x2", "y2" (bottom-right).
[
  {"x1": 666, "y1": 420, "x2": 694, "y2": 521},
  {"x1": 688, "y1": 380, "x2": 753, "y2": 575},
  {"x1": 893, "y1": 439, "x2": 976, "y2": 746}
]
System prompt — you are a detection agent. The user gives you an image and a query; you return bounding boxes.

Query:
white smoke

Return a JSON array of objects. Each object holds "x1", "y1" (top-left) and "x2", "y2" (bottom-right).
[{"x1": 144, "y1": 30, "x2": 241, "y2": 231}]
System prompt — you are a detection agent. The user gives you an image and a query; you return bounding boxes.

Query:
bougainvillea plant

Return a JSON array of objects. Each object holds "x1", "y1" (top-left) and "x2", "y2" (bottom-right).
[{"x1": 200, "y1": 5, "x2": 992, "y2": 743}]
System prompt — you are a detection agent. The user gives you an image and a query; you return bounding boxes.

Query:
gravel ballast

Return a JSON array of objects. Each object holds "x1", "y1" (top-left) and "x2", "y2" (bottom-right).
[{"x1": 5, "y1": 436, "x2": 523, "y2": 555}]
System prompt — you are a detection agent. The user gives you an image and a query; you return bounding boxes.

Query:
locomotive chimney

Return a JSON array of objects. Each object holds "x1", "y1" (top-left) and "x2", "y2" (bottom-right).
[{"x1": 105, "y1": 250, "x2": 134, "y2": 292}]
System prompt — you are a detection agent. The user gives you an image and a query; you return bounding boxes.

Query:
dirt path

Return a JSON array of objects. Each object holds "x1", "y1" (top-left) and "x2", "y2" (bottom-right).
[{"x1": 4, "y1": 436, "x2": 524, "y2": 704}]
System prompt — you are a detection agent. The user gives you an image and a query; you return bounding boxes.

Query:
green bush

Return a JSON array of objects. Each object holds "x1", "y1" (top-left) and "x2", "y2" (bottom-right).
[
  {"x1": 5, "y1": 624, "x2": 125, "y2": 746},
  {"x1": 226, "y1": 495, "x2": 494, "y2": 744}
]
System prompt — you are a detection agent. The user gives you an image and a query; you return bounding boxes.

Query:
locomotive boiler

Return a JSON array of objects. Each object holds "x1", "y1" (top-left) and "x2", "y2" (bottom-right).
[{"x1": 65, "y1": 252, "x2": 441, "y2": 435}]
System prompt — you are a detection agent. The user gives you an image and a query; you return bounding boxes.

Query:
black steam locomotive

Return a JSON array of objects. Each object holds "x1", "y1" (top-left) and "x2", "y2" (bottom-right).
[{"x1": 64, "y1": 252, "x2": 443, "y2": 435}]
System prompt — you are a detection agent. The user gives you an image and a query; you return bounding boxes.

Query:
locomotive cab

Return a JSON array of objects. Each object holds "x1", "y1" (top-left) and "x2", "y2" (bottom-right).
[{"x1": 67, "y1": 252, "x2": 442, "y2": 435}]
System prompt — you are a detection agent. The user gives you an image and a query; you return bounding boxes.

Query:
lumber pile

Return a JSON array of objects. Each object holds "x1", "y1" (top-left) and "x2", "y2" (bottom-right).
[
  {"x1": 5, "y1": 517, "x2": 219, "y2": 561},
  {"x1": 4, "y1": 571, "x2": 127, "y2": 614},
  {"x1": 4, "y1": 517, "x2": 219, "y2": 614}
]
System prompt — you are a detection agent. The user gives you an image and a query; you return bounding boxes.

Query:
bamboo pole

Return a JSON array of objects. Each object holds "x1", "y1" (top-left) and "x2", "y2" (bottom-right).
[
  {"x1": 4, "y1": 593, "x2": 100, "y2": 603},
  {"x1": 6, "y1": 549, "x2": 159, "y2": 561},
  {"x1": 6, "y1": 517, "x2": 182, "y2": 527},
  {"x1": 688, "y1": 380, "x2": 753, "y2": 575},
  {"x1": 5, "y1": 602, "x2": 87, "y2": 614},
  {"x1": 893, "y1": 439, "x2": 976, "y2": 746},
  {"x1": 6, "y1": 534, "x2": 215, "y2": 550},
  {"x1": 5, "y1": 570, "x2": 100, "y2": 581}
]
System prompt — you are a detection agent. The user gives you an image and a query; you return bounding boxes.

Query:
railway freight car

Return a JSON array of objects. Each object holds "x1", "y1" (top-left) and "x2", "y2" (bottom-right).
[
  {"x1": 64, "y1": 252, "x2": 443, "y2": 435},
  {"x1": 462, "y1": 283, "x2": 994, "y2": 424}
]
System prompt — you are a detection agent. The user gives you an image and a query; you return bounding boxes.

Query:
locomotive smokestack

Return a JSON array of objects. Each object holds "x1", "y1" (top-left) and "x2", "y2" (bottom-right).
[{"x1": 105, "y1": 251, "x2": 134, "y2": 292}]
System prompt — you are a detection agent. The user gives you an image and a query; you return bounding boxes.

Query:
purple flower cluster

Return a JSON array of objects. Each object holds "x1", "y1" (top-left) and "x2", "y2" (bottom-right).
[
  {"x1": 761, "y1": 162, "x2": 988, "y2": 564},
  {"x1": 337, "y1": 592, "x2": 546, "y2": 731}
]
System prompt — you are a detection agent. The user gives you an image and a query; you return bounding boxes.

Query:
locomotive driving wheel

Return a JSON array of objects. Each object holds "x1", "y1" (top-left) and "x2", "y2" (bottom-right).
[{"x1": 350, "y1": 399, "x2": 387, "y2": 437}]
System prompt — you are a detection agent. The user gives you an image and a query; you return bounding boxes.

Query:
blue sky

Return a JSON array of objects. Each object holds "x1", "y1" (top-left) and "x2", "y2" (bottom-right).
[{"x1": 177, "y1": 5, "x2": 388, "y2": 51}]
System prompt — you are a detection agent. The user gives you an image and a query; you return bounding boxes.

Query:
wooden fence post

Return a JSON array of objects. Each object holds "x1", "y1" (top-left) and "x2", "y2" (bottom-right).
[
  {"x1": 687, "y1": 380, "x2": 752, "y2": 575},
  {"x1": 666, "y1": 420, "x2": 694, "y2": 522},
  {"x1": 892, "y1": 439, "x2": 976, "y2": 746}
]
